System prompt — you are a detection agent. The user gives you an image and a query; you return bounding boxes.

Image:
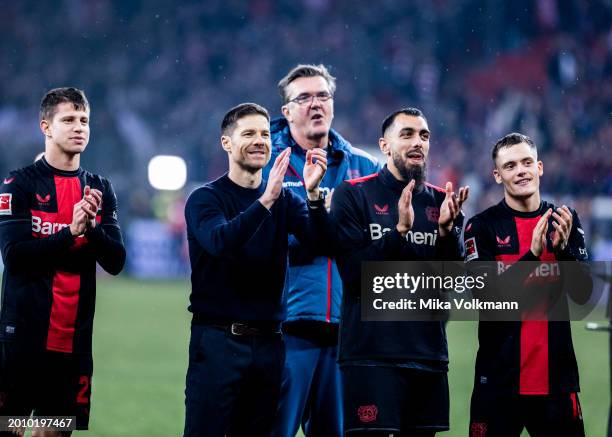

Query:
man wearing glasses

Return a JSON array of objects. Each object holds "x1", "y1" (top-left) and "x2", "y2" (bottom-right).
[{"x1": 266, "y1": 64, "x2": 379, "y2": 437}]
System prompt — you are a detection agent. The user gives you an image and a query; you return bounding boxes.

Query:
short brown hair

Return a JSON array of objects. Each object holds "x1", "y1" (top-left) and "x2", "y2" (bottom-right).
[
  {"x1": 40, "y1": 87, "x2": 89, "y2": 121},
  {"x1": 221, "y1": 103, "x2": 270, "y2": 136},
  {"x1": 278, "y1": 64, "x2": 337, "y2": 103},
  {"x1": 491, "y1": 132, "x2": 537, "y2": 162}
]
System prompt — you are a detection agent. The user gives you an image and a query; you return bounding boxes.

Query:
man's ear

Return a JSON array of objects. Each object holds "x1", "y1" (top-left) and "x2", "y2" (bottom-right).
[
  {"x1": 493, "y1": 168, "x2": 502, "y2": 184},
  {"x1": 281, "y1": 105, "x2": 292, "y2": 123},
  {"x1": 378, "y1": 137, "x2": 390, "y2": 157},
  {"x1": 40, "y1": 119, "x2": 51, "y2": 137},
  {"x1": 537, "y1": 160, "x2": 543, "y2": 177},
  {"x1": 221, "y1": 135, "x2": 232, "y2": 153}
]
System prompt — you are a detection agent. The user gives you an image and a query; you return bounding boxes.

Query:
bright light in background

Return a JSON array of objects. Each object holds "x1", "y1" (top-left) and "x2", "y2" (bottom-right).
[{"x1": 148, "y1": 155, "x2": 187, "y2": 190}]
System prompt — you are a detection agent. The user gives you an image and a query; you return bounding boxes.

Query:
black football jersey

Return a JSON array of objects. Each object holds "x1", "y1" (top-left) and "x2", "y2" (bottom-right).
[
  {"x1": 0, "y1": 157, "x2": 125, "y2": 356},
  {"x1": 464, "y1": 199, "x2": 588, "y2": 394}
]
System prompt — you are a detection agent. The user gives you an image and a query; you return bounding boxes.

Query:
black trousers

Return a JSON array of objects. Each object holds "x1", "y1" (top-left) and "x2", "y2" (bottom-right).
[{"x1": 183, "y1": 324, "x2": 284, "y2": 437}]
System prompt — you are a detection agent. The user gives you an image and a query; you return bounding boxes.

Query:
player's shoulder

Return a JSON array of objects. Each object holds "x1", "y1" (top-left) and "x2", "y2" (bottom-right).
[
  {"x1": 464, "y1": 203, "x2": 505, "y2": 234},
  {"x1": 82, "y1": 169, "x2": 114, "y2": 191},
  {"x1": 1, "y1": 162, "x2": 39, "y2": 192},
  {"x1": 185, "y1": 177, "x2": 224, "y2": 207},
  {"x1": 422, "y1": 182, "x2": 447, "y2": 204},
  {"x1": 343, "y1": 172, "x2": 379, "y2": 188},
  {"x1": 541, "y1": 199, "x2": 578, "y2": 216}
]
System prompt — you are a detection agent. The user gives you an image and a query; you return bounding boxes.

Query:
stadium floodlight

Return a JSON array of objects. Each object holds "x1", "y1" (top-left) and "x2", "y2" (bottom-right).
[{"x1": 148, "y1": 155, "x2": 187, "y2": 190}]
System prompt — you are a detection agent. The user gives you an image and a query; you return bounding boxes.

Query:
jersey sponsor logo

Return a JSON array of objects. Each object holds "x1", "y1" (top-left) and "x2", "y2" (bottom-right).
[
  {"x1": 465, "y1": 237, "x2": 478, "y2": 261},
  {"x1": 425, "y1": 206, "x2": 440, "y2": 223},
  {"x1": 0, "y1": 193, "x2": 12, "y2": 215},
  {"x1": 357, "y1": 404, "x2": 378, "y2": 423},
  {"x1": 579, "y1": 247, "x2": 587, "y2": 257},
  {"x1": 36, "y1": 193, "x2": 51, "y2": 204},
  {"x1": 496, "y1": 235, "x2": 511, "y2": 247},
  {"x1": 2, "y1": 177, "x2": 14, "y2": 184},
  {"x1": 369, "y1": 223, "x2": 437, "y2": 245},
  {"x1": 374, "y1": 203, "x2": 389, "y2": 215},
  {"x1": 31, "y1": 215, "x2": 70, "y2": 235},
  {"x1": 497, "y1": 260, "x2": 560, "y2": 279},
  {"x1": 282, "y1": 180, "x2": 304, "y2": 188}
]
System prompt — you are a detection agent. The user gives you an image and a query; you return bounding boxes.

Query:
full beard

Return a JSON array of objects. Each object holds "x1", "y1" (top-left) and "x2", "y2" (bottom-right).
[{"x1": 392, "y1": 151, "x2": 427, "y2": 187}]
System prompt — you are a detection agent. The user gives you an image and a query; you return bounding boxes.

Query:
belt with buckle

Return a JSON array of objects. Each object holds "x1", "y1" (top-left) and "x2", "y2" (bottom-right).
[{"x1": 210, "y1": 322, "x2": 281, "y2": 337}]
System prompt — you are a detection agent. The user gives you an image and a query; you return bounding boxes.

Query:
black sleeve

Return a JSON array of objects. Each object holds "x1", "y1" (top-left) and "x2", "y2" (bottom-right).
[
  {"x1": 331, "y1": 182, "x2": 414, "y2": 286},
  {"x1": 286, "y1": 189, "x2": 336, "y2": 256},
  {"x1": 556, "y1": 210, "x2": 592, "y2": 304},
  {"x1": 184, "y1": 187, "x2": 271, "y2": 258},
  {"x1": 83, "y1": 180, "x2": 126, "y2": 275},
  {"x1": 0, "y1": 174, "x2": 75, "y2": 271},
  {"x1": 435, "y1": 211, "x2": 464, "y2": 261}
]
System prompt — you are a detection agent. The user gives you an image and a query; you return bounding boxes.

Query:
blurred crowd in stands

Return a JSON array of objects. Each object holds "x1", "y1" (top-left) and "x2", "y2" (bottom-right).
[{"x1": 0, "y1": 0, "x2": 610, "y2": 237}]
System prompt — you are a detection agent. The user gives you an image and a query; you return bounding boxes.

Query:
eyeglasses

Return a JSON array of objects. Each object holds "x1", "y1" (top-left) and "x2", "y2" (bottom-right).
[{"x1": 287, "y1": 92, "x2": 333, "y2": 106}]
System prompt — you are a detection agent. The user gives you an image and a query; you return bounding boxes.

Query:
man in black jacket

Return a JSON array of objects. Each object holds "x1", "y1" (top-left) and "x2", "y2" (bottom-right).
[
  {"x1": 331, "y1": 107, "x2": 468, "y2": 435},
  {"x1": 183, "y1": 102, "x2": 332, "y2": 436}
]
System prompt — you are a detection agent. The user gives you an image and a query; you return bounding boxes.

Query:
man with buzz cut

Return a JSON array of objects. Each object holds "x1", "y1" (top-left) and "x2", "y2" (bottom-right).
[
  {"x1": 464, "y1": 132, "x2": 590, "y2": 437},
  {"x1": 0, "y1": 87, "x2": 126, "y2": 436},
  {"x1": 183, "y1": 102, "x2": 334, "y2": 436},
  {"x1": 331, "y1": 107, "x2": 468, "y2": 436},
  {"x1": 267, "y1": 63, "x2": 379, "y2": 437}
]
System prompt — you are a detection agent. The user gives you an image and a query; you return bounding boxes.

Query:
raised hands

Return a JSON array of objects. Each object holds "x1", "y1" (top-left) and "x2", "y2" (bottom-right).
[
  {"x1": 70, "y1": 185, "x2": 102, "y2": 236},
  {"x1": 260, "y1": 148, "x2": 291, "y2": 210},
  {"x1": 396, "y1": 179, "x2": 415, "y2": 236},
  {"x1": 551, "y1": 205, "x2": 573, "y2": 253},
  {"x1": 438, "y1": 182, "x2": 469, "y2": 236},
  {"x1": 304, "y1": 148, "x2": 327, "y2": 201},
  {"x1": 531, "y1": 206, "x2": 573, "y2": 257},
  {"x1": 530, "y1": 209, "x2": 551, "y2": 257}
]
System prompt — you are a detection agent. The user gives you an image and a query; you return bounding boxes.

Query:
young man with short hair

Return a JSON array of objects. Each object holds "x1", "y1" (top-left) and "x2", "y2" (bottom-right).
[
  {"x1": 0, "y1": 87, "x2": 126, "y2": 436},
  {"x1": 464, "y1": 132, "x2": 589, "y2": 436}
]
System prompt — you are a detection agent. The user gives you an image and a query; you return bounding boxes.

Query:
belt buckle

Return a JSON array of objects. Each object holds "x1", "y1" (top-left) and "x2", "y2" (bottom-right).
[{"x1": 230, "y1": 323, "x2": 248, "y2": 336}]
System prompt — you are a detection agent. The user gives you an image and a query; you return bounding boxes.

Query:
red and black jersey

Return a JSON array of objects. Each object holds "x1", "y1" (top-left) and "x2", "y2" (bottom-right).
[
  {"x1": 464, "y1": 199, "x2": 588, "y2": 395},
  {"x1": 331, "y1": 165, "x2": 464, "y2": 365},
  {"x1": 0, "y1": 157, "x2": 125, "y2": 356}
]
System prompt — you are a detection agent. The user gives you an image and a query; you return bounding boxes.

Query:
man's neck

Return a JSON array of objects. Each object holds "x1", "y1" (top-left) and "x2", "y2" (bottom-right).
[
  {"x1": 290, "y1": 129, "x2": 328, "y2": 151},
  {"x1": 44, "y1": 148, "x2": 80, "y2": 171},
  {"x1": 505, "y1": 191, "x2": 541, "y2": 212},
  {"x1": 228, "y1": 165, "x2": 262, "y2": 189}
]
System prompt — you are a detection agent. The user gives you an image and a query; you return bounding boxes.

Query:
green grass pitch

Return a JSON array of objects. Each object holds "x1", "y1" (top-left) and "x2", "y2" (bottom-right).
[{"x1": 70, "y1": 277, "x2": 609, "y2": 436}]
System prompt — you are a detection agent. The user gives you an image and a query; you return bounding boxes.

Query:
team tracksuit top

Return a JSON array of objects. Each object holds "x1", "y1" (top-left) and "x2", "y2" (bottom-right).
[
  {"x1": 266, "y1": 117, "x2": 380, "y2": 335},
  {"x1": 184, "y1": 173, "x2": 332, "y2": 326},
  {"x1": 464, "y1": 199, "x2": 589, "y2": 395},
  {"x1": 0, "y1": 157, "x2": 125, "y2": 356},
  {"x1": 331, "y1": 165, "x2": 464, "y2": 366}
]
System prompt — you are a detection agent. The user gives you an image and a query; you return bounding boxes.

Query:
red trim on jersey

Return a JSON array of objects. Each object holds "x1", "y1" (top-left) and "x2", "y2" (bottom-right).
[
  {"x1": 326, "y1": 258, "x2": 332, "y2": 322},
  {"x1": 570, "y1": 392, "x2": 578, "y2": 419},
  {"x1": 424, "y1": 181, "x2": 446, "y2": 193},
  {"x1": 47, "y1": 271, "x2": 81, "y2": 352},
  {"x1": 515, "y1": 216, "x2": 551, "y2": 395},
  {"x1": 346, "y1": 172, "x2": 378, "y2": 185},
  {"x1": 47, "y1": 175, "x2": 83, "y2": 353}
]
